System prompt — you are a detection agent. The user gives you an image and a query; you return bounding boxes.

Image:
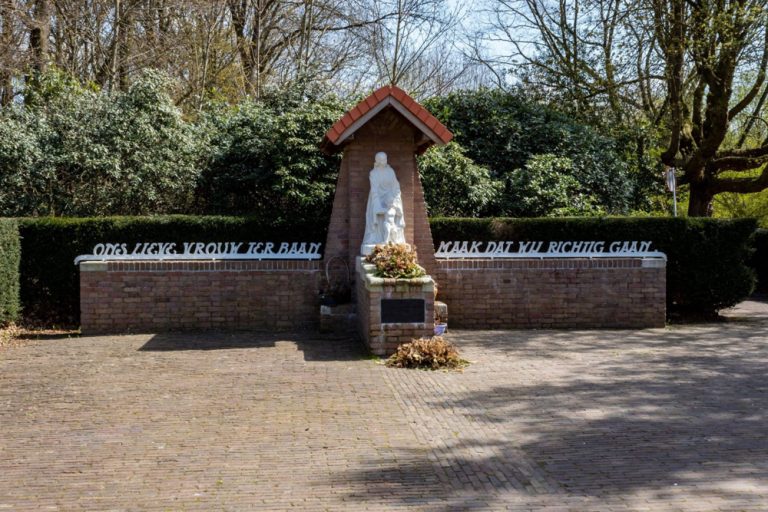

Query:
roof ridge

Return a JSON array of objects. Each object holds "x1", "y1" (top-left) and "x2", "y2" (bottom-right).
[{"x1": 321, "y1": 85, "x2": 452, "y2": 153}]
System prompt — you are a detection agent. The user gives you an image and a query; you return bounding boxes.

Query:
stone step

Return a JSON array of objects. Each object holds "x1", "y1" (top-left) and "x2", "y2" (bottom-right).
[{"x1": 319, "y1": 303, "x2": 357, "y2": 334}]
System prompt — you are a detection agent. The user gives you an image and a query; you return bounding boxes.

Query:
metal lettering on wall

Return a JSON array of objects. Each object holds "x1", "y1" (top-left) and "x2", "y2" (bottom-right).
[
  {"x1": 435, "y1": 240, "x2": 666, "y2": 260},
  {"x1": 74, "y1": 241, "x2": 322, "y2": 265},
  {"x1": 381, "y1": 299, "x2": 425, "y2": 324}
]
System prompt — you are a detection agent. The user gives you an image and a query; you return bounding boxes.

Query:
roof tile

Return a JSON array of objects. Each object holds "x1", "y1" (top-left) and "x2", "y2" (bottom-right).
[
  {"x1": 340, "y1": 112, "x2": 354, "y2": 128},
  {"x1": 374, "y1": 86, "x2": 390, "y2": 101},
  {"x1": 321, "y1": 85, "x2": 453, "y2": 153}
]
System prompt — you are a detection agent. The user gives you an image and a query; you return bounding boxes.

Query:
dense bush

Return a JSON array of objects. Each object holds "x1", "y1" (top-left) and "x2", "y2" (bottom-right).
[
  {"x1": 417, "y1": 142, "x2": 502, "y2": 217},
  {"x1": 0, "y1": 219, "x2": 20, "y2": 325},
  {"x1": 425, "y1": 89, "x2": 660, "y2": 216},
  {"x1": 195, "y1": 93, "x2": 344, "y2": 221},
  {"x1": 19, "y1": 216, "x2": 327, "y2": 325},
  {"x1": 0, "y1": 70, "x2": 204, "y2": 216},
  {"x1": 431, "y1": 217, "x2": 757, "y2": 315},
  {"x1": 507, "y1": 154, "x2": 602, "y2": 216},
  {"x1": 1, "y1": 71, "x2": 666, "y2": 223},
  {"x1": 0, "y1": 69, "x2": 343, "y2": 228},
  {"x1": 753, "y1": 229, "x2": 768, "y2": 292}
]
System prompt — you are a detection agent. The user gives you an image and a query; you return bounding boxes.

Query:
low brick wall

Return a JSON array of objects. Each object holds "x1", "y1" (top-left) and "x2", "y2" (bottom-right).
[
  {"x1": 356, "y1": 259, "x2": 434, "y2": 356},
  {"x1": 80, "y1": 260, "x2": 321, "y2": 334},
  {"x1": 435, "y1": 258, "x2": 666, "y2": 329}
]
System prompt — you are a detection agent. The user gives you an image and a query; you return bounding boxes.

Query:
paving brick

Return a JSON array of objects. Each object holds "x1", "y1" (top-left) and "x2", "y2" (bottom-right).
[{"x1": 0, "y1": 299, "x2": 766, "y2": 510}]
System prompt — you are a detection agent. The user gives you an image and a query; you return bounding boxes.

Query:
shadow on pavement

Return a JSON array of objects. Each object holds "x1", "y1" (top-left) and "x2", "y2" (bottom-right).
[{"x1": 138, "y1": 331, "x2": 366, "y2": 361}]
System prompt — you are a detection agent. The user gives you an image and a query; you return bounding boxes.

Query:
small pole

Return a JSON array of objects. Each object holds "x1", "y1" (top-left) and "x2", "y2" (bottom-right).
[
  {"x1": 672, "y1": 186, "x2": 678, "y2": 217},
  {"x1": 665, "y1": 166, "x2": 678, "y2": 217}
]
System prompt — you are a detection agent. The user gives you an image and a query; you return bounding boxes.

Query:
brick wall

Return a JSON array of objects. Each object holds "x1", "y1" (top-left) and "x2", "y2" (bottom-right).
[
  {"x1": 80, "y1": 260, "x2": 321, "y2": 334},
  {"x1": 356, "y1": 259, "x2": 434, "y2": 356},
  {"x1": 435, "y1": 258, "x2": 666, "y2": 329}
]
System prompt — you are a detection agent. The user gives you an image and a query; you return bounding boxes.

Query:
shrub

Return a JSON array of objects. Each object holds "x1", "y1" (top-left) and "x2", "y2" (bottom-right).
[
  {"x1": 417, "y1": 142, "x2": 502, "y2": 217},
  {"x1": 195, "y1": 96, "x2": 344, "y2": 223},
  {"x1": 18, "y1": 215, "x2": 326, "y2": 325},
  {"x1": 424, "y1": 89, "x2": 657, "y2": 215},
  {"x1": 753, "y1": 229, "x2": 768, "y2": 292},
  {"x1": 0, "y1": 219, "x2": 20, "y2": 326},
  {"x1": 364, "y1": 243, "x2": 426, "y2": 279},
  {"x1": 506, "y1": 154, "x2": 603, "y2": 216},
  {"x1": 386, "y1": 336, "x2": 467, "y2": 370},
  {"x1": 0, "y1": 69, "x2": 204, "y2": 217},
  {"x1": 430, "y1": 217, "x2": 757, "y2": 315}
]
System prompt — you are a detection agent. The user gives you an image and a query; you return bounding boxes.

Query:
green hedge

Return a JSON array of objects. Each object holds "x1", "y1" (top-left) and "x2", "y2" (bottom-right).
[
  {"x1": 753, "y1": 229, "x2": 768, "y2": 293},
  {"x1": 431, "y1": 217, "x2": 757, "y2": 315},
  {"x1": 19, "y1": 216, "x2": 326, "y2": 325},
  {"x1": 0, "y1": 218, "x2": 20, "y2": 325}
]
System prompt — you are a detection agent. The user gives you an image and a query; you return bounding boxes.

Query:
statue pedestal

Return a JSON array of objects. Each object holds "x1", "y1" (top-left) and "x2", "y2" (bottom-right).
[
  {"x1": 360, "y1": 244, "x2": 377, "y2": 256},
  {"x1": 355, "y1": 258, "x2": 435, "y2": 356}
]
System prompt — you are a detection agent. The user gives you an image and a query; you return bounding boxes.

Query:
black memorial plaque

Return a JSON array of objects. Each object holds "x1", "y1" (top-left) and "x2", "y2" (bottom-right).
[{"x1": 381, "y1": 299, "x2": 425, "y2": 324}]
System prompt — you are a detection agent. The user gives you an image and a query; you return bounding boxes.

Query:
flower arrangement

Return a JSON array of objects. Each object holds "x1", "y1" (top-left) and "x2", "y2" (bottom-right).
[{"x1": 364, "y1": 243, "x2": 426, "y2": 279}]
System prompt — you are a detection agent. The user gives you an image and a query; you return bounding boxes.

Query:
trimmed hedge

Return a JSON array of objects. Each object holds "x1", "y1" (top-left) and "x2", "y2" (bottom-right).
[
  {"x1": 431, "y1": 217, "x2": 757, "y2": 315},
  {"x1": 19, "y1": 216, "x2": 326, "y2": 325},
  {"x1": 0, "y1": 218, "x2": 20, "y2": 325},
  {"x1": 753, "y1": 229, "x2": 768, "y2": 293}
]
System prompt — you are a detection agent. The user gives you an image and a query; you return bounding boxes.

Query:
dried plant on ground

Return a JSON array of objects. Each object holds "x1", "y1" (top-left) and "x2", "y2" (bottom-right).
[{"x1": 386, "y1": 336, "x2": 467, "y2": 370}]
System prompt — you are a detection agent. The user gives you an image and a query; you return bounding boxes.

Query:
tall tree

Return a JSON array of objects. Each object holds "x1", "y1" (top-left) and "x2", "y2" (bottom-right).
[
  {"x1": 363, "y1": 0, "x2": 469, "y2": 97},
  {"x1": 28, "y1": 0, "x2": 49, "y2": 73},
  {"x1": 478, "y1": 0, "x2": 768, "y2": 216},
  {"x1": 654, "y1": 0, "x2": 768, "y2": 216}
]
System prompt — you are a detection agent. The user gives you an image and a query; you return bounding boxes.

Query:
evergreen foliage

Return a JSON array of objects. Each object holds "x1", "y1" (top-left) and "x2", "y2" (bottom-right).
[
  {"x1": 0, "y1": 219, "x2": 20, "y2": 326},
  {"x1": 417, "y1": 142, "x2": 501, "y2": 217},
  {"x1": 0, "y1": 70, "x2": 659, "y2": 221},
  {"x1": 195, "y1": 93, "x2": 344, "y2": 221},
  {"x1": 0, "y1": 70, "x2": 203, "y2": 216},
  {"x1": 425, "y1": 89, "x2": 660, "y2": 216}
]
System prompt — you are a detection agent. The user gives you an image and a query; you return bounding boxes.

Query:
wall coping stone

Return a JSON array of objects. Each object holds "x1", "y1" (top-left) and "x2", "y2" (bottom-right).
[
  {"x1": 78, "y1": 260, "x2": 321, "y2": 273},
  {"x1": 436, "y1": 257, "x2": 666, "y2": 270},
  {"x1": 80, "y1": 261, "x2": 108, "y2": 272}
]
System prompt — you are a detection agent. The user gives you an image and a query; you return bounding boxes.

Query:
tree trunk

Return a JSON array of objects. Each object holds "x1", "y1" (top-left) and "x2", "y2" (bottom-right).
[
  {"x1": 0, "y1": 74, "x2": 11, "y2": 106},
  {"x1": 688, "y1": 183, "x2": 714, "y2": 217},
  {"x1": 29, "y1": 0, "x2": 50, "y2": 73}
]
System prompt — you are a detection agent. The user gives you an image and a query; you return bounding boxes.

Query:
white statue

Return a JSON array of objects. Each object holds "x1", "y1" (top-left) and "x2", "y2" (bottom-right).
[{"x1": 361, "y1": 152, "x2": 406, "y2": 255}]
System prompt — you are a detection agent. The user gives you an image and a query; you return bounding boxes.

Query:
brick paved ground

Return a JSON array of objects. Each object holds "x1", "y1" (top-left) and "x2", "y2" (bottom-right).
[{"x1": 1, "y1": 299, "x2": 767, "y2": 511}]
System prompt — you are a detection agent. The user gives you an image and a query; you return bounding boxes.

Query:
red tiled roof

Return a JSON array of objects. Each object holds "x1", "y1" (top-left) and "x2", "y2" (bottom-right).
[{"x1": 321, "y1": 85, "x2": 453, "y2": 153}]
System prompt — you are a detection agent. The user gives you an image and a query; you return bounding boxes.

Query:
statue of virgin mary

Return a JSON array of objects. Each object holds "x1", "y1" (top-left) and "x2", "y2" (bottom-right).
[{"x1": 361, "y1": 152, "x2": 406, "y2": 255}]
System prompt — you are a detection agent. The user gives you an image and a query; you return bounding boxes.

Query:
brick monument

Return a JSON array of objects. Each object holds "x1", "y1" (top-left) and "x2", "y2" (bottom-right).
[
  {"x1": 320, "y1": 86, "x2": 452, "y2": 276},
  {"x1": 321, "y1": 86, "x2": 453, "y2": 354},
  {"x1": 77, "y1": 86, "x2": 666, "y2": 339}
]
